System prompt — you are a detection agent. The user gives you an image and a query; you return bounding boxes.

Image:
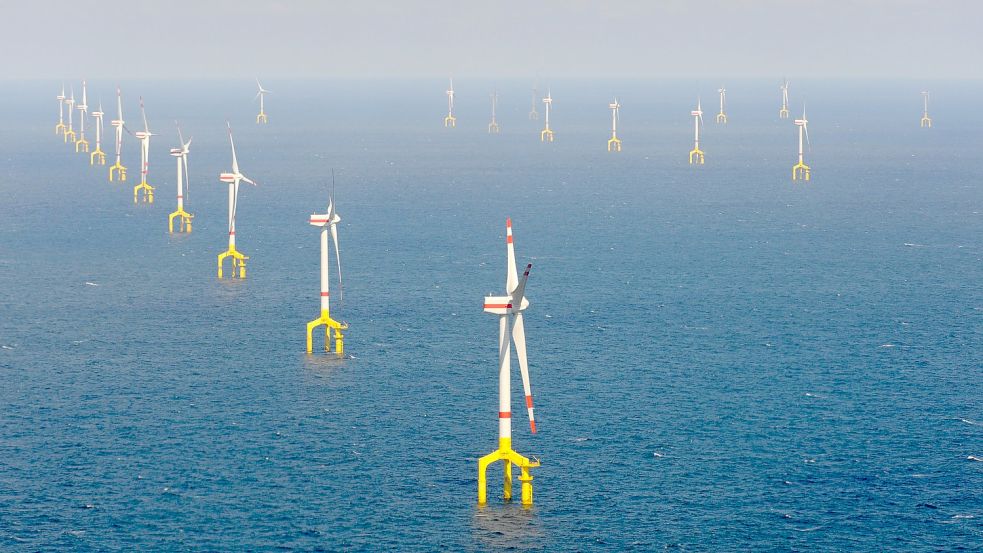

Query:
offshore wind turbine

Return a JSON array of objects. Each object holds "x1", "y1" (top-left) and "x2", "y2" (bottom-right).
[
  {"x1": 64, "y1": 85, "x2": 77, "y2": 144},
  {"x1": 920, "y1": 91, "x2": 932, "y2": 128},
  {"x1": 217, "y1": 124, "x2": 258, "y2": 279},
  {"x1": 305, "y1": 186, "x2": 348, "y2": 354},
  {"x1": 607, "y1": 99, "x2": 622, "y2": 152},
  {"x1": 689, "y1": 98, "x2": 705, "y2": 165},
  {"x1": 131, "y1": 97, "x2": 155, "y2": 203},
  {"x1": 109, "y1": 87, "x2": 127, "y2": 181},
  {"x1": 168, "y1": 126, "x2": 194, "y2": 233},
  {"x1": 779, "y1": 79, "x2": 790, "y2": 119},
  {"x1": 488, "y1": 91, "x2": 501, "y2": 134},
  {"x1": 540, "y1": 90, "x2": 554, "y2": 142},
  {"x1": 478, "y1": 218, "x2": 540, "y2": 507},
  {"x1": 255, "y1": 78, "x2": 270, "y2": 124},
  {"x1": 75, "y1": 80, "x2": 89, "y2": 153},
  {"x1": 444, "y1": 77, "x2": 456, "y2": 128},
  {"x1": 90, "y1": 99, "x2": 106, "y2": 165},
  {"x1": 55, "y1": 84, "x2": 67, "y2": 136},
  {"x1": 529, "y1": 82, "x2": 539, "y2": 120},
  {"x1": 792, "y1": 105, "x2": 811, "y2": 181},
  {"x1": 716, "y1": 87, "x2": 728, "y2": 124}
]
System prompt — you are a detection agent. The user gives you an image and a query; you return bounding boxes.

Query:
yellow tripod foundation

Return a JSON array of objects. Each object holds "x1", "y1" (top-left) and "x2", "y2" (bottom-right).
[
  {"x1": 109, "y1": 162, "x2": 127, "y2": 182},
  {"x1": 75, "y1": 137, "x2": 89, "y2": 153},
  {"x1": 478, "y1": 437, "x2": 539, "y2": 507},
  {"x1": 55, "y1": 122, "x2": 66, "y2": 136},
  {"x1": 256, "y1": 111, "x2": 268, "y2": 124},
  {"x1": 168, "y1": 208, "x2": 193, "y2": 233},
  {"x1": 920, "y1": 114, "x2": 932, "y2": 128},
  {"x1": 218, "y1": 247, "x2": 248, "y2": 279},
  {"x1": 792, "y1": 161, "x2": 811, "y2": 181},
  {"x1": 306, "y1": 309, "x2": 347, "y2": 355},
  {"x1": 133, "y1": 182, "x2": 154, "y2": 204},
  {"x1": 444, "y1": 114, "x2": 456, "y2": 128},
  {"x1": 689, "y1": 146, "x2": 705, "y2": 165},
  {"x1": 608, "y1": 135, "x2": 621, "y2": 152},
  {"x1": 64, "y1": 128, "x2": 76, "y2": 144},
  {"x1": 541, "y1": 126, "x2": 554, "y2": 143},
  {"x1": 91, "y1": 148, "x2": 106, "y2": 166}
]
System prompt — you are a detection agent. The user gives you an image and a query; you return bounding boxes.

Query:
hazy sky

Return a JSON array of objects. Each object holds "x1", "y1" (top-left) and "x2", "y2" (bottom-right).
[{"x1": 4, "y1": 0, "x2": 980, "y2": 79}]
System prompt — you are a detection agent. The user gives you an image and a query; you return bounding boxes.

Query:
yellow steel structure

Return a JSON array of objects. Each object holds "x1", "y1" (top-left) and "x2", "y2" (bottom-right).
[
  {"x1": 133, "y1": 182, "x2": 154, "y2": 204},
  {"x1": 306, "y1": 309, "x2": 347, "y2": 355},
  {"x1": 256, "y1": 111, "x2": 267, "y2": 124},
  {"x1": 792, "y1": 159, "x2": 811, "y2": 181},
  {"x1": 478, "y1": 437, "x2": 540, "y2": 507},
  {"x1": 689, "y1": 145, "x2": 705, "y2": 165},
  {"x1": 169, "y1": 208, "x2": 193, "y2": 233},
  {"x1": 91, "y1": 147, "x2": 106, "y2": 166},
  {"x1": 218, "y1": 247, "x2": 248, "y2": 279},
  {"x1": 109, "y1": 161, "x2": 127, "y2": 182}
]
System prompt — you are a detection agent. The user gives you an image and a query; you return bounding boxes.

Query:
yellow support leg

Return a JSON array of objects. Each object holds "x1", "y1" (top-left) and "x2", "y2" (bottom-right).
[
  {"x1": 55, "y1": 123, "x2": 66, "y2": 136},
  {"x1": 689, "y1": 147, "x2": 705, "y2": 165},
  {"x1": 218, "y1": 247, "x2": 249, "y2": 279},
  {"x1": 541, "y1": 128, "x2": 554, "y2": 143},
  {"x1": 109, "y1": 162, "x2": 127, "y2": 182},
  {"x1": 168, "y1": 209, "x2": 194, "y2": 233},
  {"x1": 75, "y1": 138, "x2": 89, "y2": 153},
  {"x1": 477, "y1": 437, "x2": 540, "y2": 507},
  {"x1": 792, "y1": 161, "x2": 811, "y2": 181},
  {"x1": 133, "y1": 182, "x2": 154, "y2": 204},
  {"x1": 257, "y1": 112, "x2": 268, "y2": 124},
  {"x1": 305, "y1": 309, "x2": 348, "y2": 355},
  {"x1": 444, "y1": 115, "x2": 456, "y2": 128},
  {"x1": 90, "y1": 148, "x2": 106, "y2": 166},
  {"x1": 921, "y1": 115, "x2": 932, "y2": 128},
  {"x1": 64, "y1": 129, "x2": 76, "y2": 144},
  {"x1": 607, "y1": 136, "x2": 621, "y2": 152}
]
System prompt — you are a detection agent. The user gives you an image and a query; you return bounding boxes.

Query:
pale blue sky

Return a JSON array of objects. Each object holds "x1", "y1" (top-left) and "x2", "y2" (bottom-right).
[{"x1": 4, "y1": 0, "x2": 979, "y2": 79}]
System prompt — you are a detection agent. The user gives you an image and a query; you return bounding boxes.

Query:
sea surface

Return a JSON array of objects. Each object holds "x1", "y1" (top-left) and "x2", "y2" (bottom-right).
[{"x1": 1, "y1": 79, "x2": 981, "y2": 551}]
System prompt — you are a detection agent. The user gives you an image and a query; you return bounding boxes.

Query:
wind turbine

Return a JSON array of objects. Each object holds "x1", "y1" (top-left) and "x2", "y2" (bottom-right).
[
  {"x1": 64, "y1": 85, "x2": 77, "y2": 144},
  {"x1": 55, "y1": 84, "x2": 66, "y2": 136},
  {"x1": 540, "y1": 90, "x2": 554, "y2": 142},
  {"x1": 444, "y1": 77, "x2": 456, "y2": 128},
  {"x1": 306, "y1": 184, "x2": 348, "y2": 355},
  {"x1": 75, "y1": 80, "x2": 89, "y2": 153},
  {"x1": 90, "y1": 99, "x2": 106, "y2": 165},
  {"x1": 168, "y1": 126, "x2": 194, "y2": 233},
  {"x1": 478, "y1": 218, "x2": 541, "y2": 507},
  {"x1": 255, "y1": 78, "x2": 270, "y2": 124},
  {"x1": 716, "y1": 87, "x2": 728, "y2": 124},
  {"x1": 529, "y1": 82, "x2": 539, "y2": 120},
  {"x1": 131, "y1": 97, "x2": 155, "y2": 203},
  {"x1": 689, "y1": 98, "x2": 705, "y2": 165},
  {"x1": 109, "y1": 87, "x2": 127, "y2": 182},
  {"x1": 920, "y1": 91, "x2": 932, "y2": 128},
  {"x1": 217, "y1": 123, "x2": 258, "y2": 279},
  {"x1": 779, "y1": 79, "x2": 790, "y2": 119},
  {"x1": 607, "y1": 99, "x2": 622, "y2": 152},
  {"x1": 488, "y1": 91, "x2": 501, "y2": 134},
  {"x1": 792, "y1": 105, "x2": 811, "y2": 181}
]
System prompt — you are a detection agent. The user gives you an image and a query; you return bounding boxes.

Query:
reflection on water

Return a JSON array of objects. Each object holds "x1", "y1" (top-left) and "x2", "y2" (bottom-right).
[{"x1": 472, "y1": 503, "x2": 546, "y2": 551}]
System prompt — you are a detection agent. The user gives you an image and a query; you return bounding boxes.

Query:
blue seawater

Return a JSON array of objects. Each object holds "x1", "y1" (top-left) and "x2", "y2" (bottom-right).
[{"x1": 1, "y1": 79, "x2": 981, "y2": 551}]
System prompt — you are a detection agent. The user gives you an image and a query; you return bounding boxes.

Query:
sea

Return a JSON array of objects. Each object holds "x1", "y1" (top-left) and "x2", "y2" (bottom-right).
[{"x1": 0, "y1": 79, "x2": 981, "y2": 551}]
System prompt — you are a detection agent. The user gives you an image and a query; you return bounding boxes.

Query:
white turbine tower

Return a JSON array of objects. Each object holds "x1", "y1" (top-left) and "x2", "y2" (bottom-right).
[
  {"x1": 75, "y1": 80, "x2": 89, "y2": 153},
  {"x1": 478, "y1": 218, "x2": 541, "y2": 507},
  {"x1": 90, "y1": 99, "x2": 106, "y2": 165},
  {"x1": 920, "y1": 91, "x2": 932, "y2": 128},
  {"x1": 716, "y1": 87, "x2": 727, "y2": 124},
  {"x1": 64, "y1": 85, "x2": 76, "y2": 144},
  {"x1": 217, "y1": 124, "x2": 258, "y2": 279},
  {"x1": 444, "y1": 77, "x2": 456, "y2": 128},
  {"x1": 168, "y1": 126, "x2": 194, "y2": 233},
  {"x1": 779, "y1": 79, "x2": 790, "y2": 119},
  {"x1": 256, "y1": 78, "x2": 271, "y2": 124},
  {"x1": 689, "y1": 98, "x2": 704, "y2": 165},
  {"x1": 529, "y1": 82, "x2": 539, "y2": 120},
  {"x1": 792, "y1": 105, "x2": 811, "y2": 181},
  {"x1": 607, "y1": 99, "x2": 621, "y2": 152},
  {"x1": 131, "y1": 97, "x2": 155, "y2": 203},
  {"x1": 488, "y1": 91, "x2": 501, "y2": 134},
  {"x1": 55, "y1": 84, "x2": 66, "y2": 136},
  {"x1": 541, "y1": 90, "x2": 554, "y2": 142},
  {"x1": 109, "y1": 87, "x2": 127, "y2": 181},
  {"x1": 306, "y1": 184, "x2": 348, "y2": 354}
]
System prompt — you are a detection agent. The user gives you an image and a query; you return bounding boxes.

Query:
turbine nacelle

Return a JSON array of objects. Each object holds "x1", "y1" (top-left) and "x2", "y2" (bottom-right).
[{"x1": 309, "y1": 212, "x2": 341, "y2": 227}]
